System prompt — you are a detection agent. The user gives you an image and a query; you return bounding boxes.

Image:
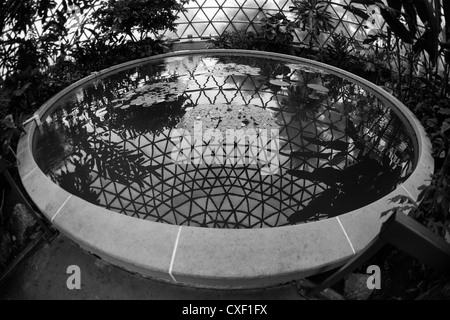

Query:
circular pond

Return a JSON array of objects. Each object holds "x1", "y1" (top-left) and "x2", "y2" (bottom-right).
[{"x1": 17, "y1": 50, "x2": 433, "y2": 288}]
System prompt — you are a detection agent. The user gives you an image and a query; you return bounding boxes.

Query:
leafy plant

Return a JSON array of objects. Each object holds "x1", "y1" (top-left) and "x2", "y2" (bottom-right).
[
  {"x1": 316, "y1": 33, "x2": 375, "y2": 79},
  {"x1": 91, "y1": 0, "x2": 188, "y2": 45},
  {"x1": 260, "y1": 12, "x2": 297, "y2": 50},
  {"x1": 380, "y1": 96, "x2": 450, "y2": 240},
  {"x1": 344, "y1": 0, "x2": 449, "y2": 99},
  {"x1": 208, "y1": 30, "x2": 259, "y2": 50},
  {"x1": 0, "y1": 115, "x2": 24, "y2": 166},
  {"x1": 290, "y1": 0, "x2": 335, "y2": 49},
  {"x1": 72, "y1": 37, "x2": 172, "y2": 72},
  {"x1": 345, "y1": 0, "x2": 441, "y2": 62},
  {"x1": 0, "y1": 1, "x2": 94, "y2": 79}
]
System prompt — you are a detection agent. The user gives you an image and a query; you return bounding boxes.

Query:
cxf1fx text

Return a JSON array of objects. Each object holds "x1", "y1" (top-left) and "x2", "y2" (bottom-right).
[{"x1": 181, "y1": 304, "x2": 268, "y2": 317}]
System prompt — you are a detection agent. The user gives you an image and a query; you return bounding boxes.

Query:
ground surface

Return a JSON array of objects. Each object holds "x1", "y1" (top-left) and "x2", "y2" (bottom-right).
[{"x1": 0, "y1": 234, "x2": 303, "y2": 300}]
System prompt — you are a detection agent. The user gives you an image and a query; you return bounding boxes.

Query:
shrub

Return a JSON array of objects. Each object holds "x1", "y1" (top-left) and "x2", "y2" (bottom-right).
[{"x1": 92, "y1": 0, "x2": 188, "y2": 44}]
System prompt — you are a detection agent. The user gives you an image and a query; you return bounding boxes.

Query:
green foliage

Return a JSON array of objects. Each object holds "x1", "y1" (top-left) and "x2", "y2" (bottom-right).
[
  {"x1": 92, "y1": 0, "x2": 188, "y2": 44},
  {"x1": 346, "y1": 0, "x2": 442, "y2": 64},
  {"x1": 260, "y1": 12, "x2": 296, "y2": 46},
  {"x1": 0, "y1": 1, "x2": 93, "y2": 78},
  {"x1": 290, "y1": 0, "x2": 335, "y2": 48},
  {"x1": 209, "y1": 26, "x2": 298, "y2": 55},
  {"x1": 316, "y1": 34, "x2": 359, "y2": 70},
  {"x1": 381, "y1": 97, "x2": 450, "y2": 238},
  {"x1": 341, "y1": 1, "x2": 450, "y2": 100},
  {"x1": 0, "y1": 0, "x2": 185, "y2": 164},
  {"x1": 208, "y1": 31, "x2": 259, "y2": 50},
  {"x1": 72, "y1": 37, "x2": 172, "y2": 72},
  {"x1": 412, "y1": 98, "x2": 450, "y2": 166},
  {"x1": 0, "y1": 115, "x2": 24, "y2": 166}
]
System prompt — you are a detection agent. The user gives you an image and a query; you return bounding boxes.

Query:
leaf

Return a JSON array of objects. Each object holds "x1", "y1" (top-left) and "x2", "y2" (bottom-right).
[
  {"x1": 328, "y1": 154, "x2": 346, "y2": 166},
  {"x1": 380, "y1": 208, "x2": 393, "y2": 218},
  {"x1": 426, "y1": 118, "x2": 438, "y2": 128},
  {"x1": 291, "y1": 151, "x2": 332, "y2": 159},
  {"x1": 287, "y1": 167, "x2": 341, "y2": 185},
  {"x1": 287, "y1": 169, "x2": 315, "y2": 179},
  {"x1": 307, "y1": 83, "x2": 329, "y2": 93},
  {"x1": 302, "y1": 137, "x2": 349, "y2": 151},
  {"x1": 13, "y1": 82, "x2": 31, "y2": 96},
  {"x1": 389, "y1": 194, "x2": 410, "y2": 204},
  {"x1": 379, "y1": 7, "x2": 414, "y2": 43},
  {"x1": 402, "y1": 0, "x2": 418, "y2": 35},
  {"x1": 438, "y1": 108, "x2": 450, "y2": 116},
  {"x1": 413, "y1": 29, "x2": 438, "y2": 64},
  {"x1": 441, "y1": 121, "x2": 450, "y2": 134},
  {"x1": 412, "y1": 0, "x2": 438, "y2": 33},
  {"x1": 324, "y1": 140, "x2": 349, "y2": 151}
]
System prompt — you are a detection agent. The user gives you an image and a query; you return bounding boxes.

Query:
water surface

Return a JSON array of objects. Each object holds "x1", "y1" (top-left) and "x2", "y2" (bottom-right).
[{"x1": 34, "y1": 53, "x2": 415, "y2": 228}]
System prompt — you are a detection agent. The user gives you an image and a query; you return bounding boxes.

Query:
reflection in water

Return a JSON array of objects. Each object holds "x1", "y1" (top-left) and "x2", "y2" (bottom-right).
[{"x1": 35, "y1": 54, "x2": 415, "y2": 228}]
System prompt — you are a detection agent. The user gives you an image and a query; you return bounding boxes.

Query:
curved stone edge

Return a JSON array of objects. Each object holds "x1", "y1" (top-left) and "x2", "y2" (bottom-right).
[{"x1": 16, "y1": 49, "x2": 434, "y2": 289}]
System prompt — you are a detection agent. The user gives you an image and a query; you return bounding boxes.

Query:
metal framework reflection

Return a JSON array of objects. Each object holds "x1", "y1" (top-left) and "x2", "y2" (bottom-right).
[{"x1": 34, "y1": 54, "x2": 414, "y2": 228}]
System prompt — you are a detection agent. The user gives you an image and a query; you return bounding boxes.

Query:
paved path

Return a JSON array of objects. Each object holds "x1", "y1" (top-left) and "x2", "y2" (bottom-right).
[{"x1": 0, "y1": 234, "x2": 303, "y2": 300}]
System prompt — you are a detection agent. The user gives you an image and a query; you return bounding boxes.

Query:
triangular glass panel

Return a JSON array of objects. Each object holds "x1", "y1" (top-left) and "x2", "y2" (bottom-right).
[
  {"x1": 106, "y1": 197, "x2": 122, "y2": 210},
  {"x1": 231, "y1": 22, "x2": 249, "y2": 31},
  {"x1": 351, "y1": 25, "x2": 367, "y2": 41},
  {"x1": 254, "y1": 10, "x2": 267, "y2": 22},
  {"x1": 213, "y1": 9, "x2": 229, "y2": 21},
  {"x1": 242, "y1": 0, "x2": 259, "y2": 9},
  {"x1": 263, "y1": 0, "x2": 279, "y2": 10},
  {"x1": 203, "y1": 0, "x2": 218, "y2": 6},
  {"x1": 246, "y1": 24, "x2": 258, "y2": 34},
  {"x1": 195, "y1": 0, "x2": 207, "y2": 7},
  {"x1": 242, "y1": 8, "x2": 259, "y2": 21},
  {"x1": 220, "y1": 195, "x2": 234, "y2": 211},
  {"x1": 183, "y1": 9, "x2": 198, "y2": 21},
  {"x1": 193, "y1": 22, "x2": 209, "y2": 37},
  {"x1": 224, "y1": 23, "x2": 237, "y2": 33},
  {"x1": 334, "y1": 21, "x2": 352, "y2": 38},
  {"x1": 203, "y1": 23, "x2": 220, "y2": 37},
  {"x1": 223, "y1": 7, "x2": 240, "y2": 21},
  {"x1": 183, "y1": 24, "x2": 198, "y2": 38},
  {"x1": 202, "y1": 7, "x2": 219, "y2": 20},
  {"x1": 175, "y1": 23, "x2": 189, "y2": 38},
  {"x1": 193, "y1": 8, "x2": 209, "y2": 22},
  {"x1": 330, "y1": 2, "x2": 345, "y2": 18},
  {"x1": 346, "y1": 22, "x2": 362, "y2": 40},
  {"x1": 275, "y1": 0, "x2": 289, "y2": 10}
]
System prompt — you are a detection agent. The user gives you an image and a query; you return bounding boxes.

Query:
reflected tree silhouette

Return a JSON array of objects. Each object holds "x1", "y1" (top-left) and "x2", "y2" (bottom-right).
[{"x1": 34, "y1": 54, "x2": 415, "y2": 227}]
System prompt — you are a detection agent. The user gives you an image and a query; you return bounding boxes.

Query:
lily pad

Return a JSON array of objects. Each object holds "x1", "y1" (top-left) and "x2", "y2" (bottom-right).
[
  {"x1": 183, "y1": 103, "x2": 279, "y2": 137},
  {"x1": 307, "y1": 84, "x2": 329, "y2": 93},
  {"x1": 269, "y1": 79, "x2": 290, "y2": 87}
]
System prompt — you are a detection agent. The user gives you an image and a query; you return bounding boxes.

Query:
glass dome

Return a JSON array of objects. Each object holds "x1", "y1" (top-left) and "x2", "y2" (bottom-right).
[{"x1": 162, "y1": 0, "x2": 372, "y2": 46}]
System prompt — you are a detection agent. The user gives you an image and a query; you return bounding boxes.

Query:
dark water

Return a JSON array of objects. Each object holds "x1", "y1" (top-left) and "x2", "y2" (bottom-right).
[{"x1": 34, "y1": 53, "x2": 415, "y2": 228}]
